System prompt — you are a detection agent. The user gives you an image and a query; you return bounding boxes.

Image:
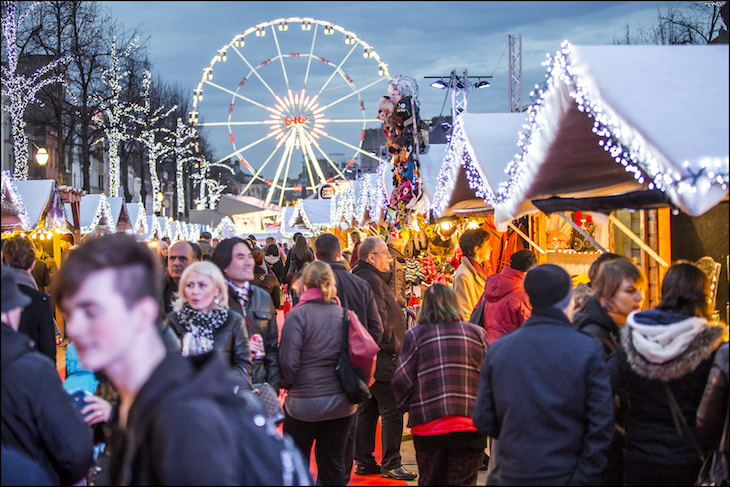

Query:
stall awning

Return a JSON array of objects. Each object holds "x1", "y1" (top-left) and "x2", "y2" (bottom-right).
[
  {"x1": 494, "y1": 43, "x2": 729, "y2": 231},
  {"x1": 67, "y1": 194, "x2": 116, "y2": 234},
  {"x1": 430, "y1": 113, "x2": 528, "y2": 218},
  {"x1": 8, "y1": 178, "x2": 67, "y2": 232},
  {"x1": 290, "y1": 199, "x2": 332, "y2": 231},
  {"x1": 107, "y1": 197, "x2": 131, "y2": 231},
  {"x1": 125, "y1": 202, "x2": 148, "y2": 234}
]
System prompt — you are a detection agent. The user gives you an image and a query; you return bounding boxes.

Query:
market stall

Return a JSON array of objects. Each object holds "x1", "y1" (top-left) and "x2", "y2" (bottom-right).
[
  {"x1": 107, "y1": 196, "x2": 131, "y2": 233},
  {"x1": 125, "y1": 202, "x2": 149, "y2": 236},
  {"x1": 67, "y1": 194, "x2": 117, "y2": 238},
  {"x1": 493, "y1": 42, "x2": 728, "y2": 230}
]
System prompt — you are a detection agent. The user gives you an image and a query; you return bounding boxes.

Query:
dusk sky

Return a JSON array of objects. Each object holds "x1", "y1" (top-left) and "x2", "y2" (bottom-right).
[{"x1": 101, "y1": 1, "x2": 687, "y2": 184}]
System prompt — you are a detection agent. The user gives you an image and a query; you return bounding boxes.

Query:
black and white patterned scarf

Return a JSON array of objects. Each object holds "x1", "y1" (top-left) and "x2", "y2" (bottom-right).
[{"x1": 178, "y1": 302, "x2": 229, "y2": 356}]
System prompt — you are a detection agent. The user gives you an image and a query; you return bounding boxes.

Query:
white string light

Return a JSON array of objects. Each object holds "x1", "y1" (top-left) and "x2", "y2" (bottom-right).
[
  {"x1": 1, "y1": 2, "x2": 72, "y2": 180},
  {"x1": 80, "y1": 194, "x2": 117, "y2": 234},
  {"x1": 191, "y1": 157, "x2": 233, "y2": 210},
  {"x1": 212, "y1": 216, "x2": 237, "y2": 240},
  {"x1": 173, "y1": 118, "x2": 200, "y2": 216},
  {"x1": 95, "y1": 35, "x2": 139, "y2": 197},
  {"x1": 131, "y1": 70, "x2": 177, "y2": 213},
  {"x1": 498, "y1": 40, "x2": 729, "y2": 211}
]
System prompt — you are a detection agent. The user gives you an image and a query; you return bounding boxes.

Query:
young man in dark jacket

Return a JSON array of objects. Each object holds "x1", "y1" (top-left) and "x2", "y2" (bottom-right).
[
  {"x1": 351, "y1": 236, "x2": 416, "y2": 481},
  {"x1": 473, "y1": 264, "x2": 614, "y2": 485},
  {"x1": 213, "y1": 237, "x2": 280, "y2": 391},
  {"x1": 1, "y1": 265, "x2": 94, "y2": 485},
  {"x1": 52, "y1": 234, "x2": 251, "y2": 485},
  {"x1": 314, "y1": 233, "x2": 384, "y2": 482}
]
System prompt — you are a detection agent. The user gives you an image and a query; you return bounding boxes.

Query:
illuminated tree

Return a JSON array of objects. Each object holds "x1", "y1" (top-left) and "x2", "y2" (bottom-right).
[{"x1": 1, "y1": 1, "x2": 71, "y2": 180}]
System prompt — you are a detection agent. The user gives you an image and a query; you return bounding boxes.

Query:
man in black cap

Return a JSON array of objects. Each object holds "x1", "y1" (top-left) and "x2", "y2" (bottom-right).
[
  {"x1": 473, "y1": 264, "x2": 614, "y2": 485},
  {"x1": 1, "y1": 265, "x2": 94, "y2": 485}
]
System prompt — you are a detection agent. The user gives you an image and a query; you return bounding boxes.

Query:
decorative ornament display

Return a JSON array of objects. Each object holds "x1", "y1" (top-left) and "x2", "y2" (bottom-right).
[
  {"x1": 1, "y1": 1, "x2": 72, "y2": 180},
  {"x1": 379, "y1": 74, "x2": 427, "y2": 228}
]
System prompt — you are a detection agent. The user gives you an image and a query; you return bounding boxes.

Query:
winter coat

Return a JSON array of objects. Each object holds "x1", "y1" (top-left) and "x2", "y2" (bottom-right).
[
  {"x1": 453, "y1": 257, "x2": 487, "y2": 321},
  {"x1": 253, "y1": 265, "x2": 281, "y2": 309},
  {"x1": 482, "y1": 266, "x2": 531, "y2": 344},
  {"x1": 12, "y1": 268, "x2": 57, "y2": 363},
  {"x1": 574, "y1": 296, "x2": 627, "y2": 486},
  {"x1": 284, "y1": 247, "x2": 313, "y2": 284},
  {"x1": 387, "y1": 245, "x2": 407, "y2": 308},
  {"x1": 160, "y1": 275, "x2": 177, "y2": 317},
  {"x1": 279, "y1": 296, "x2": 348, "y2": 399},
  {"x1": 619, "y1": 309, "x2": 727, "y2": 467},
  {"x1": 228, "y1": 284, "x2": 281, "y2": 390},
  {"x1": 352, "y1": 261, "x2": 403, "y2": 382},
  {"x1": 324, "y1": 260, "x2": 383, "y2": 345},
  {"x1": 696, "y1": 342, "x2": 728, "y2": 444},
  {"x1": 349, "y1": 241, "x2": 361, "y2": 268},
  {"x1": 574, "y1": 297, "x2": 620, "y2": 358},
  {"x1": 165, "y1": 308, "x2": 252, "y2": 387},
  {"x1": 1, "y1": 323, "x2": 94, "y2": 485},
  {"x1": 473, "y1": 307, "x2": 614, "y2": 485},
  {"x1": 265, "y1": 256, "x2": 285, "y2": 283},
  {"x1": 108, "y1": 352, "x2": 242, "y2": 485},
  {"x1": 393, "y1": 320, "x2": 487, "y2": 427}
]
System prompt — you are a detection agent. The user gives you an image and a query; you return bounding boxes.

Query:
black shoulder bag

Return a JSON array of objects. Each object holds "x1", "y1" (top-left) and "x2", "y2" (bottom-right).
[{"x1": 335, "y1": 309, "x2": 372, "y2": 404}]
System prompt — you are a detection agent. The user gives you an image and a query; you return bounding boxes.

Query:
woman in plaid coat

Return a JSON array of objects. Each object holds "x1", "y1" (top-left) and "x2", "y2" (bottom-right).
[{"x1": 392, "y1": 284, "x2": 488, "y2": 486}]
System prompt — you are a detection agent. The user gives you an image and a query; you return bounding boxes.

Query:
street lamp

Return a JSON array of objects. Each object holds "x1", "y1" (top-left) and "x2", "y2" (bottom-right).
[{"x1": 30, "y1": 140, "x2": 49, "y2": 166}]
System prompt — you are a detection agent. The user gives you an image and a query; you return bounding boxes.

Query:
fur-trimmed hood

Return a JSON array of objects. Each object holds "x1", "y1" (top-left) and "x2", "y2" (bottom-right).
[{"x1": 620, "y1": 310, "x2": 727, "y2": 381}]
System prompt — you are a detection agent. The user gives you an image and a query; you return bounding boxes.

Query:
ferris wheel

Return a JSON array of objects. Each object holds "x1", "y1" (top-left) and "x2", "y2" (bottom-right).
[{"x1": 190, "y1": 17, "x2": 390, "y2": 206}]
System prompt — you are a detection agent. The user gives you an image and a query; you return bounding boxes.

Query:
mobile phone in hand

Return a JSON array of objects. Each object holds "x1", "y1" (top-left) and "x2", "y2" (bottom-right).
[{"x1": 70, "y1": 389, "x2": 93, "y2": 418}]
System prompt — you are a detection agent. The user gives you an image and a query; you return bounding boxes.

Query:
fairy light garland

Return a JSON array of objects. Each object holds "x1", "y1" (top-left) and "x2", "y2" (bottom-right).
[
  {"x1": 0, "y1": 171, "x2": 32, "y2": 230},
  {"x1": 1, "y1": 2, "x2": 72, "y2": 180},
  {"x1": 430, "y1": 117, "x2": 498, "y2": 219},
  {"x1": 330, "y1": 182, "x2": 357, "y2": 226},
  {"x1": 498, "y1": 40, "x2": 729, "y2": 209}
]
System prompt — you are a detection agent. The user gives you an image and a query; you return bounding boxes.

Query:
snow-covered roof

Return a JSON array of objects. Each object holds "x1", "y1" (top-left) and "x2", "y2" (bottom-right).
[
  {"x1": 493, "y1": 42, "x2": 729, "y2": 231},
  {"x1": 280, "y1": 206, "x2": 314, "y2": 238},
  {"x1": 125, "y1": 202, "x2": 148, "y2": 234},
  {"x1": 12, "y1": 178, "x2": 66, "y2": 231},
  {"x1": 289, "y1": 199, "x2": 332, "y2": 231},
  {"x1": 1, "y1": 172, "x2": 31, "y2": 230},
  {"x1": 106, "y1": 197, "x2": 131, "y2": 231},
  {"x1": 68, "y1": 194, "x2": 115, "y2": 234}
]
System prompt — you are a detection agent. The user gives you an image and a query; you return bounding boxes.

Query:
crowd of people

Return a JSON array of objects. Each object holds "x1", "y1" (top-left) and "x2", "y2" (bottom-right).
[{"x1": 0, "y1": 226, "x2": 728, "y2": 486}]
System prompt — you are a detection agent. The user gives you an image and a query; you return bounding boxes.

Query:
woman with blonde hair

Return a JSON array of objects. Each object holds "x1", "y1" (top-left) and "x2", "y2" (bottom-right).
[
  {"x1": 165, "y1": 260, "x2": 251, "y2": 385},
  {"x1": 279, "y1": 261, "x2": 356, "y2": 485}
]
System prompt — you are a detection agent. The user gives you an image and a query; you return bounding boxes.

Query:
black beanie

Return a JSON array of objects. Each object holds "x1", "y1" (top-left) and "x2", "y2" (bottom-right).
[
  {"x1": 510, "y1": 249, "x2": 537, "y2": 272},
  {"x1": 523, "y1": 264, "x2": 573, "y2": 309}
]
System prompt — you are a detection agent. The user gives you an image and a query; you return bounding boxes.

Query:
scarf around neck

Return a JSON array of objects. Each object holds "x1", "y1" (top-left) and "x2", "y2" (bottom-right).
[{"x1": 178, "y1": 302, "x2": 228, "y2": 357}]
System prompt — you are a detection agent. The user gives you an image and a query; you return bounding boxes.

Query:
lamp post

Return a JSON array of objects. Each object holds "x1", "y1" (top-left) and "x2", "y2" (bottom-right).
[
  {"x1": 424, "y1": 70, "x2": 492, "y2": 135},
  {"x1": 30, "y1": 140, "x2": 49, "y2": 166}
]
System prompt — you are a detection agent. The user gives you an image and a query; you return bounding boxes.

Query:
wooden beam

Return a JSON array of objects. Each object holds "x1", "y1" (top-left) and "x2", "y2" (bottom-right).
[{"x1": 609, "y1": 213, "x2": 669, "y2": 268}]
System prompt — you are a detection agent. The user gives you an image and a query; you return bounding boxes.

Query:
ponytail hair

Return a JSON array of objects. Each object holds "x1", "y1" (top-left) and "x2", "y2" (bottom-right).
[{"x1": 299, "y1": 261, "x2": 337, "y2": 301}]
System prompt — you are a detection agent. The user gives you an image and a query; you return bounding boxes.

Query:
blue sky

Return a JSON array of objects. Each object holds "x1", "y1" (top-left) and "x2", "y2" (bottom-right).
[{"x1": 102, "y1": 1, "x2": 685, "y2": 186}]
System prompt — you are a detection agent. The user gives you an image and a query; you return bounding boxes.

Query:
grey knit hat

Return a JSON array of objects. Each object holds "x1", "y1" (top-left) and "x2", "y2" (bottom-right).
[{"x1": 523, "y1": 264, "x2": 573, "y2": 310}]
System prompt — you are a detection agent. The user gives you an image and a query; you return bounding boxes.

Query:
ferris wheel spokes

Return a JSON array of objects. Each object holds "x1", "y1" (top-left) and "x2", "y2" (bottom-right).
[
  {"x1": 240, "y1": 143, "x2": 284, "y2": 195},
  {"x1": 317, "y1": 42, "x2": 360, "y2": 97},
  {"x1": 204, "y1": 79, "x2": 274, "y2": 113},
  {"x1": 265, "y1": 144, "x2": 292, "y2": 203},
  {"x1": 308, "y1": 140, "x2": 347, "y2": 180},
  {"x1": 213, "y1": 131, "x2": 277, "y2": 165},
  {"x1": 320, "y1": 77, "x2": 386, "y2": 112},
  {"x1": 303, "y1": 23, "x2": 318, "y2": 88},
  {"x1": 278, "y1": 139, "x2": 298, "y2": 206},
  {"x1": 230, "y1": 46, "x2": 279, "y2": 100},
  {"x1": 321, "y1": 132, "x2": 383, "y2": 163},
  {"x1": 269, "y1": 25, "x2": 290, "y2": 90}
]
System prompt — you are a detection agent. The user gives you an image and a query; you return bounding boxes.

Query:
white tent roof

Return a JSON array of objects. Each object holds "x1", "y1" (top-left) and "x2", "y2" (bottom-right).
[
  {"x1": 106, "y1": 197, "x2": 131, "y2": 230},
  {"x1": 494, "y1": 42, "x2": 729, "y2": 231},
  {"x1": 125, "y1": 202, "x2": 148, "y2": 234},
  {"x1": 416, "y1": 143, "x2": 448, "y2": 213},
  {"x1": 68, "y1": 194, "x2": 116, "y2": 234},
  {"x1": 430, "y1": 113, "x2": 528, "y2": 218},
  {"x1": 12, "y1": 178, "x2": 66, "y2": 231},
  {"x1": 289, "y1": 199, "x2": 332, "y2": 230}
]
